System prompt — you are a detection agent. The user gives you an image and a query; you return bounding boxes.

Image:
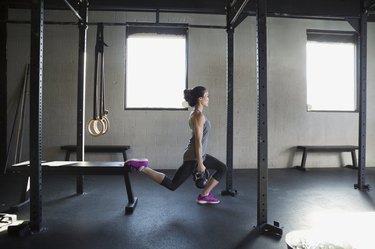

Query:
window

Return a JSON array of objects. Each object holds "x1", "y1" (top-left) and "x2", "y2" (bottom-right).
[
  {"x1": 125, "y1": 24, "x2": 188, "y2": 109},
  {"x1": 306, "y1": 30, "x2": 357, "y2": 112}
]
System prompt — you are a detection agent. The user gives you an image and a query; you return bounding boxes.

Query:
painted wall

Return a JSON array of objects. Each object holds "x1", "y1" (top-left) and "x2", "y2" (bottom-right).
[{"x1": 6, "y1": 9, "x2": 375, "y2": 169}]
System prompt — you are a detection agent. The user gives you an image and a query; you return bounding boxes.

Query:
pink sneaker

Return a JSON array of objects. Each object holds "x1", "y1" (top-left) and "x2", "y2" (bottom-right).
[
  {"x1": 125, "y1": 158, "x2": 149, "y2": 172},
  {"x1": 196, "y1": 193, "x2": 220, "y2": 204}
]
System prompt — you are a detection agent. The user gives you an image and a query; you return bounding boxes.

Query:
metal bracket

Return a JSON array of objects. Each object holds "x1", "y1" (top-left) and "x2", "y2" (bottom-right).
[
  {"x1": 63, "y1": 0, "x2": 83, "y2": 21},
  {"x1": 227, "y1": 0, "x2": 251, "y2": 29},
  {"x1": 346, "y1": 17, "x2": 359, "y2": 32},
  {"x1": 221, "y1": 189, "x2": 238, "y2": 196},
  {"x1": 259, "y1": 221, "x2": 283, "y2": 239},
  {"x1": 8, "y1": 221, "x2": 31, "y2": 237},
  {"x1": 354, "y1": 183, "x2": 370, "y2": 191},
  {"x1": 365, "y1": 0, "x2": 375, "y2": 11}
]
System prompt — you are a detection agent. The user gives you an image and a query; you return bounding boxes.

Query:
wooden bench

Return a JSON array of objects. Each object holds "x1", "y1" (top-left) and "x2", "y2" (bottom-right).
[
  {"x1": 8, "y1": 161, "x2": 137, "y2": 215},
  {"x1": 60, "y1": 145, "x2": 131, "y2": 197},
  {"x1": 60, "y1": 145, "x2": 131, "y2": 161},
  {"x1": 296, "y1": 145, "x2": 358, "y2": 170}
]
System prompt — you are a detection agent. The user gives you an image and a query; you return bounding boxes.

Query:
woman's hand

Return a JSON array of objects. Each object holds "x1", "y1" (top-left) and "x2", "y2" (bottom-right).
[{"x1": 196, "y1": 162, "x2": 206, "y2": 173}]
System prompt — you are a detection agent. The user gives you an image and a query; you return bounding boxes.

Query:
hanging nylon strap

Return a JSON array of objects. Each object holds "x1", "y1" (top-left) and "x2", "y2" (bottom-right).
[{"x1": 88, "y1": 23, "x2": 110, "y2": 136}]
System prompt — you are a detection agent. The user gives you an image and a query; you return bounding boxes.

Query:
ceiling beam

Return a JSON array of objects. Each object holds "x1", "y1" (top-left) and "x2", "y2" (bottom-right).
[{"x1": 1, "y1": 0, "x2": 364, "y2": 19}]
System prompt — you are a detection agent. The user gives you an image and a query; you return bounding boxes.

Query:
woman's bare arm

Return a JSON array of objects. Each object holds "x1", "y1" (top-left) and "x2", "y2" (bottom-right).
[{"x1": 193, "y1": 111, "x2": 206, "y2": 172}]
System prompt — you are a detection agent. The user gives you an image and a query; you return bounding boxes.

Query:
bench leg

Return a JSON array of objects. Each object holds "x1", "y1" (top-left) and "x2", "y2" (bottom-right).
[
  {"x1": 301, "y1": 150, "x2": 308, "y2": 169},
  {"x1": 295, "y1": 149, "x2": 308, "y2": 171},
  {"x1": 66, "y1": 152, "x2": 85, "y2": 194},
  {"x1": 65, "y1": 151, "x2": 71, "y2": 161},
  {"x1": 124, "y1": 172, "x2": 137, "y2": 214},
  {"x1": 76, "y1": 175, "x2": 84, "y2": 194},
  {"x1": 351, "y1": 151, "x2": 358, "y2": 168},
  {"x1": 9, "y1": 176, "x2": 30, "y2": 212}
]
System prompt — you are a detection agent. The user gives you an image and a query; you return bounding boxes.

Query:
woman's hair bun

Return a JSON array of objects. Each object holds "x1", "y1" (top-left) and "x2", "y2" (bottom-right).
[
  {"x1": 183, "y1": 86, "x2": 206, "y2": 107},
  {"x1": 184, "y1": 89, "x2": 194, "y2": 107}
]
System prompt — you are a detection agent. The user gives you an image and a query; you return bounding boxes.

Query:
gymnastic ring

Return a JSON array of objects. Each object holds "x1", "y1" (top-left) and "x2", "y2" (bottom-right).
[
  {"x1": 98, "y1": 116, "x2": 109, "y2": 135},
  {"x1": 88, "y1": 119, "x2": 101, "y2": 136},
  {"x1": 88, "y1": 119, "x2": 103, "y2": 136},
  {"x1": 93, "y1": 118, "x2": 106, "y2": 135},
  {"x1": 101, "y1": 115, "x2": 110, "y2": 135},
  {"x1": 100, "y1": 117, "x2": 108, "y2": 135}
]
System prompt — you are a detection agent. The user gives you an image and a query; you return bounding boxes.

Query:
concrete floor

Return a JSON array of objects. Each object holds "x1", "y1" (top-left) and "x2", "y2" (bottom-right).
[{"x1": 1, "y1": 167, "x2": 375, "y2": 249}]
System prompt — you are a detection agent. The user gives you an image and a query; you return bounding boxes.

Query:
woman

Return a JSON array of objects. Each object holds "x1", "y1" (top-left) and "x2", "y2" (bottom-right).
[{"x1": 126, "y1": 86, "x2": 227, "y2": 204}]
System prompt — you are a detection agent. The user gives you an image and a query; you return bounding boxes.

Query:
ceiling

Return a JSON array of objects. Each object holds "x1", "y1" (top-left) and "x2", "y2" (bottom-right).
[{"x1": 2, "y1": 0, "x2": 375, "y2": 20}]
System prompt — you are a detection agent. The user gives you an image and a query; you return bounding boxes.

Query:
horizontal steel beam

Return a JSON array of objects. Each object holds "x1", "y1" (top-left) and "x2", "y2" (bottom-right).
[{"x1": 1, "y1": 0, "x2": 363, "y2": 19}]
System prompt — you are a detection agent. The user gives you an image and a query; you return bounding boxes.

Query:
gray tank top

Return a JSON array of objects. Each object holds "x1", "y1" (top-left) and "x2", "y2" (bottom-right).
[{"x1": 183, "y1": 114, "x2": 211, "y2": 161}]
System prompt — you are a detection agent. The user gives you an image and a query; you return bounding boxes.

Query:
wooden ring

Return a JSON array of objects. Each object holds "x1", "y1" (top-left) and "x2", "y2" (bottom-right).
[
  {"x1": 101, "y1": 116, "x2": 110, "y2": 135},
  {"x1": 88, "y1": 119, "x2": 103, "y2": 136}
]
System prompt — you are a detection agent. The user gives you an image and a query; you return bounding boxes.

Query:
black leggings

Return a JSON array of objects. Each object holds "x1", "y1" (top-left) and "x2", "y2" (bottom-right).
[{"x1": 160, "y1": 154, "x2": 227, "y2": 191}]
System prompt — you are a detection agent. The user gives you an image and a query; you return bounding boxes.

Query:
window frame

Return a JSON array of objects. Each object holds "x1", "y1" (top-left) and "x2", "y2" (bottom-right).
[
  {"x1": 124, "y1": 23, "x2": 189, "y2": 110},
  {"x1": 305, "y1": 29, "x2": 358, "y2": 113}
]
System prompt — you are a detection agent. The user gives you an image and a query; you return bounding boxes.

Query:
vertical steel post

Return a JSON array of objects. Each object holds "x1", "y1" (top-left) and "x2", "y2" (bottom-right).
[
  {"x1": 255, "y1": 0, "x2": 282, "y2": 238},
  {"x1": 0, "y1": 5, "x2": 7, "y2": 174},
  {"x1": 256, "y1": 0, "x2": 268, "y2": 227},
  {"x1": 30, "y1": 0, "x2": 44, "y2": 232},
  {"x1": 76, "y1": 0, "x2": 88, "y2": 194},
  {"x1": 222, "y1": 6, "x2": 237, "y2": 196},
  {"x1": 355, "y1": 0, "x2": 369, "y2": 191}
]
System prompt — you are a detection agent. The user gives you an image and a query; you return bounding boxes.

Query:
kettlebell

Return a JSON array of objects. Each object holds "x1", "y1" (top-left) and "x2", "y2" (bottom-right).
[{"x1": 193, "y1": 170, "x2": 210, "y2": 189}]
